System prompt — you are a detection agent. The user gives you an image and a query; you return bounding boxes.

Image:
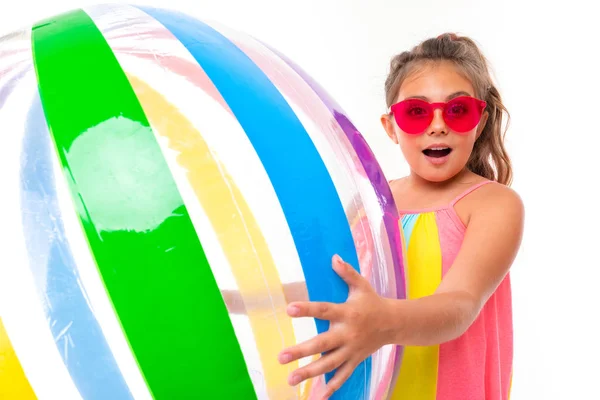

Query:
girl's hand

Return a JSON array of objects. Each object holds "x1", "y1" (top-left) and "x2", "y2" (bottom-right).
[{"x1": 278, "y1": 255, "x2": 394, "y2": 398}]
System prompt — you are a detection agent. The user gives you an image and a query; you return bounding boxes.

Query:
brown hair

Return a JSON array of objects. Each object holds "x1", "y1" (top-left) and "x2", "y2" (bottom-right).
[{"x1": 384, "y1": 33, "x2": 512, "y2": 186}]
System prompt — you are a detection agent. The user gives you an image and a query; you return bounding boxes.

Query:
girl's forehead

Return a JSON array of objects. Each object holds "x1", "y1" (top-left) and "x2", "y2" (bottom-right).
[{"x1": 398, "y1": 62, "x2": 475, "y2": 101}]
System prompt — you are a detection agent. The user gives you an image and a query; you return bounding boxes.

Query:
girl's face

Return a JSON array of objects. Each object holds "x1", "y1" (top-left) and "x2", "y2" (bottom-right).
[{"x1": 381, "y1": 61, "x2": 488, "y2": 183}]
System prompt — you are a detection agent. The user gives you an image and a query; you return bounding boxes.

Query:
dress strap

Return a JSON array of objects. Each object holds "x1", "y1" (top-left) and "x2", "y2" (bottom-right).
[{"x1": 449, "y1": 180, "x2": 495, "y2": 206}]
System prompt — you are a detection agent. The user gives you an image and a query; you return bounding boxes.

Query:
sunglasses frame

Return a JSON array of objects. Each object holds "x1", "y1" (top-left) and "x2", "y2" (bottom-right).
[{"x1": 389, "y1": 95, "x2": 487, "y2": 135}]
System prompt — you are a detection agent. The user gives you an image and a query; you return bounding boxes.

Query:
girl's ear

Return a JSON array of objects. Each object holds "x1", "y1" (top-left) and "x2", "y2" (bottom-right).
[{"x1": 381, "y1": 114, "x2": 398, "y2": 144}]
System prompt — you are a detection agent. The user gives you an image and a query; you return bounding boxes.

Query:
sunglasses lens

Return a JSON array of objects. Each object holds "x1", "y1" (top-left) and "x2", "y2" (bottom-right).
[
  {"x1": 444, "y1": 97, "x2": 483, "y2": 133},
  {"x1": 393, "y1": 99, "x2": 432, "y2": 134},
  {"x1": 391, "y1": 96, "x2": 485, "y2": 135}
]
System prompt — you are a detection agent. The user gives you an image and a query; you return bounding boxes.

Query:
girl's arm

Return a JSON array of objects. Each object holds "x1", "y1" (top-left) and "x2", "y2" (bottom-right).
[
  {"x1": 278, "y1": 184, "x2": 524, "y2": 394},
  {"x1": 222, "y1": 195, "x2": 366, "y2": 315},
  {"x1": 221, "y1": 282, "x2": 309, "y2": 314},
  {"x1": 385, "y1": 185, "x2": 524, "y2": 346}
]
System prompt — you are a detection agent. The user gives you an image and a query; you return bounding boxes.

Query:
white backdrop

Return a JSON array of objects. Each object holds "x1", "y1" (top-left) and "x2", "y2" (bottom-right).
[{"x1": 1, "y1": 1, "x2": 598, "y2": 398}]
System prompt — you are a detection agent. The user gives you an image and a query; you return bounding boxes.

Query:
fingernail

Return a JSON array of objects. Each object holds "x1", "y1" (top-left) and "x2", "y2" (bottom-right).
[
  {"x1": 279, "y1": 352, "x2": 292, "y2": 364},
  {"x1": 333, "y1": 254, "x2": 342, "y2": 264},
  {"x1": 288, "y1": 305, "x2": 300, "y2": 316},
  {"x1": 290, "y1": 374, "x2": 301, "y2": 386}
]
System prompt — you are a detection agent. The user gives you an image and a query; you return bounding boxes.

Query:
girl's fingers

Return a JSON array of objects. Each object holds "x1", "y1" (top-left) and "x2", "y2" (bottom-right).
[
  {"x1": 332, "y1": 255, "x2": 367, "y2": 290},
  {"x1": 286, "y1": 348, "x2": 347, "y2": 386},
  {"x1": 320, "y1": 359, "x2": 361, "y2": 399},
  {"x1": 287, "y1": 301, "x2": 341, "y2": 321},
  {"x1": 278, "y1": 330, "x2": 341, "y2": 365}
]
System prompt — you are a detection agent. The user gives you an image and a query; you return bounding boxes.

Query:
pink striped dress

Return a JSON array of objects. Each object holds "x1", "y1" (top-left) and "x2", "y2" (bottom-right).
[{"x1": 389, "y1": 180, "x2": 513, "y2": 400}]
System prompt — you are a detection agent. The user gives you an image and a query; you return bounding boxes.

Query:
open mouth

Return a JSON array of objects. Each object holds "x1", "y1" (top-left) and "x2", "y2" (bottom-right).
[{"x1": 423, "y1": 147, "x2": 452, "y2": 158}]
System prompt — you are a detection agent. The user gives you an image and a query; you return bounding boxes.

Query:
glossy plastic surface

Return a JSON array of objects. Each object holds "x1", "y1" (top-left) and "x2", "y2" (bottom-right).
[{"x1": 0, "y1": 4, "x2": 405, "y2": 399}]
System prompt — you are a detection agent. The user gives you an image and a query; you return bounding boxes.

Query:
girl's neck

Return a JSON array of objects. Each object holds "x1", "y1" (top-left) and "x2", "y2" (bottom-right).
[{"x1": 392, "y1": 168, "x2": 488, "y2": 213}]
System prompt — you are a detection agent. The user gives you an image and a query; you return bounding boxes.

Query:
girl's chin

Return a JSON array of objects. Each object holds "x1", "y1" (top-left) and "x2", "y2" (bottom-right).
[{"x1": 413, "y1": 165, "x2": 464, "y2": 183}]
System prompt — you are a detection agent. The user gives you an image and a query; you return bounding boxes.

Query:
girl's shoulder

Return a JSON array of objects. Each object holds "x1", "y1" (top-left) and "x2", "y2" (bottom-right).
[
  {"x1": 454, "y1": 179, "x2": 522, "y2": 209},
  {"x1": 452, "y1": 180, "x2": 524, "y2": 229},
  {"x1": 389, "y1": 175, "x2": 523, "y2": 228}
]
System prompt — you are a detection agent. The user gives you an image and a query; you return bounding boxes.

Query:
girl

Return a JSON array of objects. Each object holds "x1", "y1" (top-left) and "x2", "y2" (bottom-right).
[{"x1": 278, "y1": 33, "x2": 524, "y2": 400}]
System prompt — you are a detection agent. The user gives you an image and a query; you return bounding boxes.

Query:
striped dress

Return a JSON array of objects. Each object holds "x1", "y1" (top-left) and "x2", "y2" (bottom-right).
[{"x1": 390, "y1": 180, "x2": 513, "y2": 400}]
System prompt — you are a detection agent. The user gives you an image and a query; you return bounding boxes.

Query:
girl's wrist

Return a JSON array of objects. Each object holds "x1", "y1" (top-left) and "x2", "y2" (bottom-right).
[{"x1": 380, "y1": 297, "x2": 408, "y2": 346}]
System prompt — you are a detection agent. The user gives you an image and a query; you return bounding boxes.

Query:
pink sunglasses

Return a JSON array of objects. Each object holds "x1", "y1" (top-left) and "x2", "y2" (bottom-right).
[{"x1": 389, "y1": 96, "x2": 487, "y2": 135}]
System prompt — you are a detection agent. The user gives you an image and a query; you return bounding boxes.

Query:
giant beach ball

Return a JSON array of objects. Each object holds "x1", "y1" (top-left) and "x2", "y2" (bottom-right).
[{"x1": 0, "y1": 4, "x2": 405, "y2": 400}]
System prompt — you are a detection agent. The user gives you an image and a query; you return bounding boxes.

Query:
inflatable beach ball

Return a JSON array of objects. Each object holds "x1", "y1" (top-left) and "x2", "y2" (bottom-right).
[{"x1": 0, "y1": 4, "x2": 405, "y2": 400}]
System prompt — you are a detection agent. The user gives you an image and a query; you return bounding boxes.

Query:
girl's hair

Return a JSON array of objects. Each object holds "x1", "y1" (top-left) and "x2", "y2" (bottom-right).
[{"x1": 384, "y1": 33, "x2": 512, "y2": 186}]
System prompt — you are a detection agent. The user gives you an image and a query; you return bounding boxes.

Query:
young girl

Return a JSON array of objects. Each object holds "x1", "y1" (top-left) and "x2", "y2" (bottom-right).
[{"x1": 278, "y1": 33, "x2": 524, "y2": 400}]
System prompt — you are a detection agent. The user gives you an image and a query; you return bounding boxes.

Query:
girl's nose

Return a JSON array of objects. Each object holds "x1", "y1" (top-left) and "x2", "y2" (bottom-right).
[{"x1": 428, "y1": 109, "x2": 447, "y2": 135}]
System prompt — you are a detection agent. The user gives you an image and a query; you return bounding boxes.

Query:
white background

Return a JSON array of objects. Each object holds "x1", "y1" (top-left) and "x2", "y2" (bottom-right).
[{"x1": 1, "y1": 0, "x2": 598, "y2": 398}]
